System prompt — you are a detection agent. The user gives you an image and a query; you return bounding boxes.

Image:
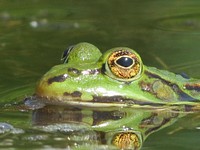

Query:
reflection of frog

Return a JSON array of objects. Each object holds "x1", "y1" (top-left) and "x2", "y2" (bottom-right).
[
  {"x1": 36, "y1": 42, "x2": 200, "y2": 106},
  {"x1": 31, "y1": 42, "x2": 200, "y2": 149},
  {"x1": 32, "y1": 105, "x2": 183, "y2": 150}
]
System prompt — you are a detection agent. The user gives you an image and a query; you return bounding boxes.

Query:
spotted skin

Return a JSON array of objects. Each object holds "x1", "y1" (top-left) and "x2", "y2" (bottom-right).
[{"x1": 33, "y1": 42, "x2": 200, "y2": 149}]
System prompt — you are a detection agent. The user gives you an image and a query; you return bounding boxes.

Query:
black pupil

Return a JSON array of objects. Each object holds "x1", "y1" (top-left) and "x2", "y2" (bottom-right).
[{"x1": 116, "y1": 56, "x2": 133, "y2": 67}]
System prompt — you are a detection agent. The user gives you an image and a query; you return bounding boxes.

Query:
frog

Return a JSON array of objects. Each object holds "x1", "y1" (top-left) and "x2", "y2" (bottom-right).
[
  {"x1": 32, "y1": 42, "x2": 200, "y2": 149},
  {"x1": 35, "y1": 42, "x2": 200, "y2": 107}
]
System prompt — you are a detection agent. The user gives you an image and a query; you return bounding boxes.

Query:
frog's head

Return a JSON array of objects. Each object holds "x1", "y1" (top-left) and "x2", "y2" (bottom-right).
[
  {"x1": 35, "y1": 42, "x2": 200, "y2": 107},
  {"x1": 35, "y1": 42, "x2": 146, "y2": 105}
]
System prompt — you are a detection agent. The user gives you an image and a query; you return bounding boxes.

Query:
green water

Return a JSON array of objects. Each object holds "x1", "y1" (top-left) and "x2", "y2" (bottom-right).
[{"x1": 1, "y1": 0, "x2": 200, "y2": 149}]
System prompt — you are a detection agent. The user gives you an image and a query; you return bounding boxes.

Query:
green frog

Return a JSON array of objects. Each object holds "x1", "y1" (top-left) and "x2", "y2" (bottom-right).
[
  {"x1": 36, "y1": 42, "x2": 200, "y2": 106},
  {"x1": 33, "y1": 42, "x2": 200, "y2": 149}
]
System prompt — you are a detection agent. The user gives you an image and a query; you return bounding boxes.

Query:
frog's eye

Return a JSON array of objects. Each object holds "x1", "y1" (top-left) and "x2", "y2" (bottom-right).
[
  {"x1": 116, "y1": 56, "x2": 134, "y2": 68},
  {"x1": 61, "y1": 45, "x2": 74, "y2": 63},
  {"x1": 106, "y1": 49, "x2": 143, "y2": 81}
]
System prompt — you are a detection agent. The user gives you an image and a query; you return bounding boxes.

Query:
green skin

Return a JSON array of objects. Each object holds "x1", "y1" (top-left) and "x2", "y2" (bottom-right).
[
  {"x1": 36, "y1": 42, "x2": 200, "y2": 107},
  {"x1": 33, "y1": 42, "x2": 200, "y2": 149}
]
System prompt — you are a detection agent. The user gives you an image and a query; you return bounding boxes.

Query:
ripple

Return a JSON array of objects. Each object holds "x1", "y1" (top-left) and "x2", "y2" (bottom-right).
[
  {"x1": 0, "y1": 122, "x2": 24, "y2": 134},
  {"x1": 24, "y1": 96, "x2": 46, "y2": 110},
  {"x1": 34, "y1": 123, "x2": 94, "y2": 133},
  {"x1": 153, "y1": 13, "x2": 200, "y2": 33}
]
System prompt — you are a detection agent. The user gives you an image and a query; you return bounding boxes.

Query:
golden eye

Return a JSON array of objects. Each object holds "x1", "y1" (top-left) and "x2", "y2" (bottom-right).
[
  {"x1": 106, "y1": 49, "x2": 143, "y2": 81},
  {"x1": 112, "y1": 132, "x2": 141, "y2": 149}
]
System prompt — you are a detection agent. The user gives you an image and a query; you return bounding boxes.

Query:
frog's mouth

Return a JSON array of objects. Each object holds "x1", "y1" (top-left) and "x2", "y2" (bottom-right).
[{"x1": 24, "y1": 94, "x2": 199, "y2": 111}]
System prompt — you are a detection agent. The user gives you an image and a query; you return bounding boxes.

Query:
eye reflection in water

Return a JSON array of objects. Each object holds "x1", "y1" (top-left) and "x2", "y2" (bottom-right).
[{"x1": 31, "y1": 104, "x2": 193, "y2": 150}]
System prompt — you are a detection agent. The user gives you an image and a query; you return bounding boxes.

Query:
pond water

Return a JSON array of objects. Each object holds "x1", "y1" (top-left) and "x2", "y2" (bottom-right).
[{"x1": 1, "y1": 0, "x2": 200, "y2": 149}]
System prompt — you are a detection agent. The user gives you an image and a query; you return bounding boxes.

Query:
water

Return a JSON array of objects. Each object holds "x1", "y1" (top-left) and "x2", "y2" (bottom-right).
[{"x1": 1, "y1": 0, "x2": 200, "y2": 149}]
